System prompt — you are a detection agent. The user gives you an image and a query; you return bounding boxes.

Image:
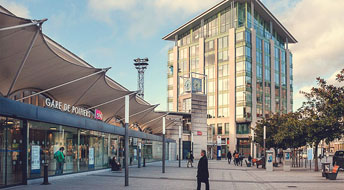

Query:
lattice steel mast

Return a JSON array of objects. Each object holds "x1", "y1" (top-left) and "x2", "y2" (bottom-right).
[{"x1": 133, "y1": 58, "x2": 149, "y2": 98}]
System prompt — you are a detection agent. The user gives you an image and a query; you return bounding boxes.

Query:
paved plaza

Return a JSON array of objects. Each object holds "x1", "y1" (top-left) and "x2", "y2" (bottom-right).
[{"x1": 5, "y1": 160, "x2": 344, "y2": 190}]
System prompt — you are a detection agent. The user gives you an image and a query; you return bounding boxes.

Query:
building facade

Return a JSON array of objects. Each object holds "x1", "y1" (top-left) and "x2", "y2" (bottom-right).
[{"x1": 163, "y1": 0, "x2": 296, "y2": 158}]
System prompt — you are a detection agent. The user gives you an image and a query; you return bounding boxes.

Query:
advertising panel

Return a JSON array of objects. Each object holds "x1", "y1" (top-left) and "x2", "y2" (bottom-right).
[
  {"x1": 89, "y1": 147, "x2": 95, "y2": 167},
  {"x1": 31, "y1": 145, "x2": 40, "y2": 173}
]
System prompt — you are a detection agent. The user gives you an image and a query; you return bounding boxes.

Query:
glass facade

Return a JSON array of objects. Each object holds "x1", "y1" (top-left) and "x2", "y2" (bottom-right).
[
  {"x1": 0, "y1": 115, "x2": 169, "y2": 186},
  {"x1": 274, "y1": 47, "x2": 281, "y2": 113},
  {"x1": 256, "y1": 37, "x2": 263, "y2": 118},
  {"x1": 167, "y1": 0, "x2": 294, "y2": 155},
  {"x1": 205, "y1": 39, "x2": 216, "y2": 118},
  {"x1": 281, "y1": 49, "x2": 287, "y2": 114},
  {"x1": 190, "y1": 45, "x2": 199, "y2": 72},
  {"x1": 264, "y1": 40, "x2": 271, "y2": 117},
  {"x1": 217, "y1": 36, "x2": 229, "y2": 118},
  {"x1": 236, "y1": 29, "x2": 252, "y2": 121},
  {"x1": 236, "y1": 123, "x2": 250, "y2": 134}
]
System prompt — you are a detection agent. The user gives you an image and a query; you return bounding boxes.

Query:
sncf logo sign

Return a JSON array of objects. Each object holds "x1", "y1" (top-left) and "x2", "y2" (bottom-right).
[{"x1": 95, "y1": 109, "x2": 103, "y2": 121}]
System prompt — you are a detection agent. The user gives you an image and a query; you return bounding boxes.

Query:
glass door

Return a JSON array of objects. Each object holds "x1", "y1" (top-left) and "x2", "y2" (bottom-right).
[
  {"x1": 0, "y1": 120, "x2": 5, "y2": 187},
  {"x1": 7, "y1": 120, "x2": 24, "y2": 185},
  {"x1": 0, "y1": 117, "x2": 24, "y2": 187}
]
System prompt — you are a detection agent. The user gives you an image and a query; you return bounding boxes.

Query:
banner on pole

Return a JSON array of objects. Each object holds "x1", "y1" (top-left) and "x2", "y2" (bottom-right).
[{"x1": 307, "y1": 148, "x2": 313, "y2": 160}]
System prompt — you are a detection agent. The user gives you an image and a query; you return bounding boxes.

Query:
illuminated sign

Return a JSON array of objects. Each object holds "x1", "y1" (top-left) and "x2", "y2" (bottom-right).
[
  {"x1": 95, "y1": 109, "x2": 103, "y2": 121},
  {"x1": 45, "y1": 98, "x2": 96, "y2": 118}
]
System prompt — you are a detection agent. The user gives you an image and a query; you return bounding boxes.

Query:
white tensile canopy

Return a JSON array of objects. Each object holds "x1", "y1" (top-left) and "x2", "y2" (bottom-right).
[{"x1": 0, "y1": 9, "x2": 175, "y2": 134}]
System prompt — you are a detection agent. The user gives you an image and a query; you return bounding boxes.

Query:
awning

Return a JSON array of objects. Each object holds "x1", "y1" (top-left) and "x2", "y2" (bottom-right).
[{"x1": 0, "y1": 10, "x2": 168, "y2": 135}]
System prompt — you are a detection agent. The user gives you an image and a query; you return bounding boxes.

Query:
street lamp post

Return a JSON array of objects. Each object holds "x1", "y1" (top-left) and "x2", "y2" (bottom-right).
[
  {"x1": 162, "y1": 117, "x2": 166, "y2": 173},
  {"x1": 191, "y1": 132, "x2": 194, "y2": 153},
  {"x1": 179, "y1": 125, "x2": 181, "y2": 168},
  {"x1": 124, "y1": 95, "x2": 129, "y2": 186},
  {"x1": 263, "y1": 125, "x2": 266, "y2": 166}
]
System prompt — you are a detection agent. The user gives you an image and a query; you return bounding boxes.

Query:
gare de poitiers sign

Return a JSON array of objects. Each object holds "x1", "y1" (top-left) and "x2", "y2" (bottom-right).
[{"x1": 45, "y1": 98, "x2": 103, "y2": 120}]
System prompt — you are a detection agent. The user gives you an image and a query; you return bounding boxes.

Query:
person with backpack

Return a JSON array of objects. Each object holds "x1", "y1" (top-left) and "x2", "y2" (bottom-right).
[
  {"x1": 234, "y1": 152, "x2": 239, "y2": 166},
  {"x1": 54, "y1": 147, "x2": 65, "y2": 175},
  {"x1": 239, "y1": 153, "x2": 244, "y2": 167}
]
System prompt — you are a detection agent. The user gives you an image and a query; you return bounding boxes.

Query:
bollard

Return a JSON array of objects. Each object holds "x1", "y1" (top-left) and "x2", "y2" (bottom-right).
[
  {"x1": 143, "y1": 158, "x2": 146, "y2": 167},
  {"x1": 41, "y1": 163, "x2": 50, "y2": 185}
]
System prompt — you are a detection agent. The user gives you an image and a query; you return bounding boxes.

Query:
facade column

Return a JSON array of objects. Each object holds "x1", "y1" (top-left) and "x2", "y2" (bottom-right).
[
  {"x1": 269, "y1": 21, "x2": 276, "y2": 113},
  {"x1": 228, "y1": 28, "x2": 236, "y2": 152},
  {"x1": 262, "y1": 36, "x2": 265, "y2": 116},
  {"x1": 251, "y1": 28, "x2": 257, "y2": 158},
  {"x1": 250, "y1": 0, "x2": 256, "y2": 158},
  {"x1": 270, "y1": 40, "x2": 276, "y2": 113},
  {"x1": 77, "y1": 129, "x2": 80, "y2": 172}
]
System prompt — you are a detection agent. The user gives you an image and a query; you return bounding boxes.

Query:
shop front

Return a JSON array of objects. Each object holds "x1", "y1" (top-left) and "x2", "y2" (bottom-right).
[{"x1": 0, "y1": 97, "x2": 175, "y2": 187}]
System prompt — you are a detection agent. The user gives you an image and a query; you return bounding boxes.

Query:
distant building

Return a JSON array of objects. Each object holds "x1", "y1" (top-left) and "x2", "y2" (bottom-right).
[{"x1": 163, "y1": 0, "x2": 296, "y2": 157}]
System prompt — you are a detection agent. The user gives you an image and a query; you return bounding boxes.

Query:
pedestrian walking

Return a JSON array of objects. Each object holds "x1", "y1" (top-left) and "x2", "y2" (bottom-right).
[
  {"x1": 54, "y1": 147, "x2": 65, "y2": 175},
  {"x1": 187, "y1": 151, "x2": 194, "y2": 168},
  {"x1": 227, "y1": 151, "x2": 232, "y2": 164},
  {"x1": 234, "y1": 152, "x2": 239, "y2": 166},
  {"x1": 239, "y1": 153, "x2": 244, "y2": 166},
  {"x1": 197, "y1": 150, "x2": 209, "y2": 190}
]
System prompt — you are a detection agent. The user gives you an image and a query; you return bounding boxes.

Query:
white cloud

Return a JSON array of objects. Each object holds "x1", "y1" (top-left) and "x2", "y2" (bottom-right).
[
  {"x1": 293, "y1": 69, "x2": 343, "y2": 110},
  {"x1": 88, "y1": 0, "x2": 136, "y2": 11},
  {"x1": 87, "y1": 0, "x2": 136, "y2": 24},
  {"x1": 326, "y1": 69, "x2": 342, "y2": 87},
  {"x1": 87, "y1": 0, "x2": 222, "y2": 39},
  {"x1": 0, "y1": 0, "x2": 30, "y2": 18},
  {"x1": 272, "y1": 0, "x2": 344, "y2": 87}
]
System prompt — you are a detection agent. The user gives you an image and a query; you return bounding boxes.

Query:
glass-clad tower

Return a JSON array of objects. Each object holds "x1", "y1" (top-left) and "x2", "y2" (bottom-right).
[{"x1": 163, "y1": 0, "x2": 296, "y2": 157}]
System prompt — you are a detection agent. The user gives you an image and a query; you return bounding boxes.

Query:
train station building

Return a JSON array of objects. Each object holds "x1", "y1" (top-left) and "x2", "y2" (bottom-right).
[{"x1": 0, "y1": 6, "x2": 178, "y2": 187}]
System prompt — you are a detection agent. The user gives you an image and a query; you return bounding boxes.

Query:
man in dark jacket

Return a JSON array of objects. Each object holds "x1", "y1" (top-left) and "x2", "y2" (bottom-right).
[
  {"x1": 227, "y1": 151, "x2": 232, "y2": 164},
  {"x1": 197, "y1": 150, "x2": 209, "y2": 190}
]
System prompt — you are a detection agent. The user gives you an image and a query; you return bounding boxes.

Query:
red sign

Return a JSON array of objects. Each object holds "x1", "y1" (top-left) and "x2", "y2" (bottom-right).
[
  {"x1": 197, "y1": 131, "x2": 202, "y2": 136},
  {"x1": 95, "y1": 109, "x2": 103, "y2": 121}
]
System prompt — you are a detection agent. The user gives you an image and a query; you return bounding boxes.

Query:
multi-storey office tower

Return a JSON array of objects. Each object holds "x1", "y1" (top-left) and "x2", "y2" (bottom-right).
[{"x1": 163, "y1": 0, "x2": 296, "y2": 157}]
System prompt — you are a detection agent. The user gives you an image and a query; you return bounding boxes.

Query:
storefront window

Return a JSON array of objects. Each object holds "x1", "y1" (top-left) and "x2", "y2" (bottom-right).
[
  {"x1": 0, "y1": 117, "x2": 24, "y2": 187},
  {"x1": 28, "y1": 121, "x2": 78, "y2": 177}
]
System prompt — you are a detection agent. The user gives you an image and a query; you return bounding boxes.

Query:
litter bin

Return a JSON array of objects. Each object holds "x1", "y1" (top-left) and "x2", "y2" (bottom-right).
[{"x1": 321, "y1": 162, "x2": 330, "y2": 177}]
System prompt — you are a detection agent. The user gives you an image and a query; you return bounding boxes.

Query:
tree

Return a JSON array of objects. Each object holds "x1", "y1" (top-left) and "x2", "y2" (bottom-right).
[
  {"x1": 299, "y1": 68, "x2": 344, "y2": 171},
  {"x1": 274, "y1": 112, "x2": 307, "y2": 149},
  {"x1": 254, "y1": 112, "x2": 307, "y2": 163},
  {"x1": 254, "y1": 114, "x2": 281, "y2": 150}
]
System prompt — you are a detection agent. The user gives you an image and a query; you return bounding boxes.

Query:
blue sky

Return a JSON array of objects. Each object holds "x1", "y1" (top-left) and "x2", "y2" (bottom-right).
[{"x1": 1, "y1": 0, "x2": 343, "y2": 111}]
